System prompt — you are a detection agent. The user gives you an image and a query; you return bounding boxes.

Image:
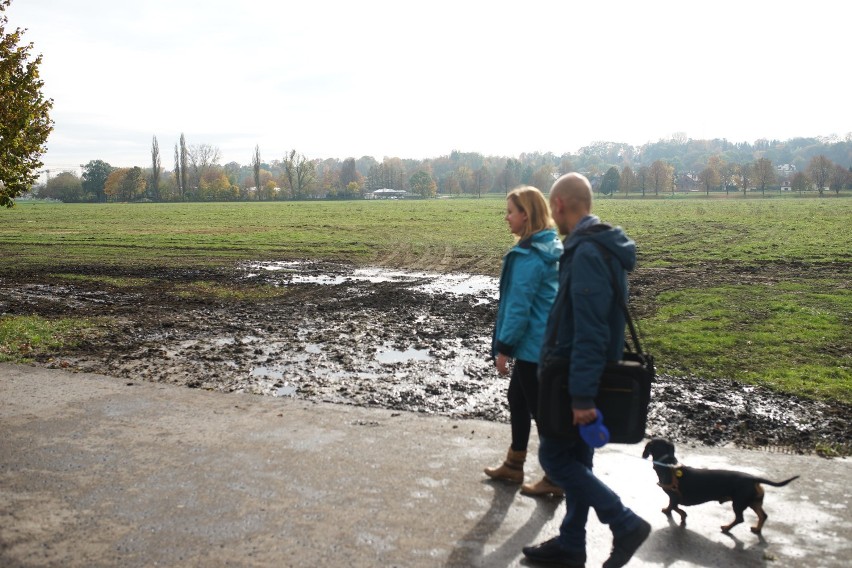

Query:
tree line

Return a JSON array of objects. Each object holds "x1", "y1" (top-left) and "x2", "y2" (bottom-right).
[{"x1": 32, "y1": 133, "x2": 852, "y2": 203}]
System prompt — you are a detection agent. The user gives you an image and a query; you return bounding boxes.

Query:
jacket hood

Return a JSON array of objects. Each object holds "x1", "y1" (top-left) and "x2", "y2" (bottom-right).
[
  {"x1": 564, "y1": 215, "x2": 636, "y2": 272},
  {"x1": 516, "y1": 227, "x2": 563, "y2": 263}
]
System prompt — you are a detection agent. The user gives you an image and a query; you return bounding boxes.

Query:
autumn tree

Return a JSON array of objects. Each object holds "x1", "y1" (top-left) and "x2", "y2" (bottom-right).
[
  {"x1": 409, "y1": 170, "x2": 436, "y2": 198},
  {"x1": 791, "y1": 171, "x2": 809, "y2": 195},
  {"x1": 150, "y1": 136, "x2": 161, "y2": 200},
  {"x1": 41, "y1": 171, "x2": 82, "y2": 202},
  {"x1": 443, "y1": 172, "x2": 461, "y2": 195},
  {"x1": 752, "y1": 157, "x2": 776, "y2": 196},
  {"x1": 0, "y1": 0, "x2": 54, "y2": 207},
  {"x1": 104, "y1": 167, "x2": 146, "y2": 201},
  {"x1": 455, "y1": 165, "x2": 473, "y2": 194},
  {"x1": 829, "y1": 164, "x2": 849, "y2": 195},
  {"x1": 600, "y1": 166, "x2": 620, "y2": 196},
  {"x1": 699, "y1": 166, "x2": 720, "y2": 196},
  {"x1": 806, "y1": 155, "x2": 832, "y2": 195},
  {"x1": 648, "y1": 160, "x2": 672, "y2": 195},
  {"x1": 473, "y1": 165, "x2": 492, "y2": 197},
  {"x1": 619, "y1": 166, "x2": 635, "y2": 197},
  {"x1": 531, "y1": 164, "x2": 555, "y2": 194}
]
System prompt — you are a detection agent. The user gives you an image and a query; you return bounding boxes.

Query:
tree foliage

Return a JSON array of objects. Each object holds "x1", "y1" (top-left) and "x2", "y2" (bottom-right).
[
  {"x1": 81, "y1": 159, "x2": 113, "y2": 202},
  {"x1": 600, "y1": 166, "x2": 620, "y2": 196},
  {"x1": 409, "y1": 170, "x2": 436, "y2": 198},
  {"x1": 0, "y1": 0, "x2": 54, "y2": 207}
]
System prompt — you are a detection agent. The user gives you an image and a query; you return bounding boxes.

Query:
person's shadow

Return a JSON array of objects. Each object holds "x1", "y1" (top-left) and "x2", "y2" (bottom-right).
[
  {"x1": 445, "y1": 481, "x2": 560, "y2": 568},
  {"x1": 636, "y1": 516, "x2": 770, "y2": 568}
]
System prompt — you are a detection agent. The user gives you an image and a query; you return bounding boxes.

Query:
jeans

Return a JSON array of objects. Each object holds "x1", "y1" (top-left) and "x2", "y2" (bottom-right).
[{"x1": 539, "y1": 435, "x2": 641, "y2": 551}]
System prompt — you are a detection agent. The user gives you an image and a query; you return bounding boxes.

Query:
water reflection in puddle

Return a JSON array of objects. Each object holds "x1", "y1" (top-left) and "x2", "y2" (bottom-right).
[
  {"x1": 245, "y1": 261, "x2": 498, "y2": 303},
  {"x1": 375, "y1": 346, "x2": 433, "y2": 364}
]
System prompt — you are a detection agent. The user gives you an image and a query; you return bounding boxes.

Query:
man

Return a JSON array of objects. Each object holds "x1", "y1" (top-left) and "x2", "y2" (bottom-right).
[{"x1": 523, "y1": 173, "x2": 650, "y2": 568}]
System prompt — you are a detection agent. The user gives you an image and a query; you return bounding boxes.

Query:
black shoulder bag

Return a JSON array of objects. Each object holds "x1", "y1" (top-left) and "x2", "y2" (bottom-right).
[{"x1": 537, "y1": 241, "x2": 654, "y2": 444}]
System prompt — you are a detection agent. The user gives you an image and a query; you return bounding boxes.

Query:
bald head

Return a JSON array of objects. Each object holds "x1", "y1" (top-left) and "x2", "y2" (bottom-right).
[{"x1": 549, "y1": 173, "x2": 592, "y2": 234}]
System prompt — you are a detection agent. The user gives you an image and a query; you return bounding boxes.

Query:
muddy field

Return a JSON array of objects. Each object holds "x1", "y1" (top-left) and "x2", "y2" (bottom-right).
[{"x1": 3, "y1": 260, "x2": 850, "y2": 456}]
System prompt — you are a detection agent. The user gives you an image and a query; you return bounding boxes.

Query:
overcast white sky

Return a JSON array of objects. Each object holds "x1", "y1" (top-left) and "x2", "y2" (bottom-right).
[{"x1": 7, "y1": 0, "x2": 850, "y2": 174}]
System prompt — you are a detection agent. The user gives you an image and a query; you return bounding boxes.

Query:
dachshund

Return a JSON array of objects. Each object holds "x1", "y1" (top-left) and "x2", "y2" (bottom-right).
[{"x1": 642, "y1": 438, "x2": 799, "y2": 535}]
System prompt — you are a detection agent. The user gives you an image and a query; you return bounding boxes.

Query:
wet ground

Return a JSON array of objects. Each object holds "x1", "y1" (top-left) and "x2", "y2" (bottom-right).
[{"x1": 3, "y1": 260, "x2": 850, "y2": 456}]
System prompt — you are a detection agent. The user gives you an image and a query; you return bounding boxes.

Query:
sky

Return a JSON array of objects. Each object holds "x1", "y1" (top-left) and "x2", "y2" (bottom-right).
[{"x1": 7, "y1": 0, "x2": 850, "y2": 177}]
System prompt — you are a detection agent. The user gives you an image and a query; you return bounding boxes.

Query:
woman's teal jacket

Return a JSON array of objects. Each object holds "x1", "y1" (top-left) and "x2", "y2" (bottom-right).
[{"x1": 492, "y1": 228, "x2": 563, "y2": 364}]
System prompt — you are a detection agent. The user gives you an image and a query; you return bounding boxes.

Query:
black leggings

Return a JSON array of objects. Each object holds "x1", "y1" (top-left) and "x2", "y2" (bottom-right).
[{"x1": 508, "y1": 359, "x2": 539, "y2": 452}]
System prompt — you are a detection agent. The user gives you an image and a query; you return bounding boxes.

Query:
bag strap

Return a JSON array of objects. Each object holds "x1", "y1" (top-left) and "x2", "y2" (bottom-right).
[{"x1": 589, "y1": 241, "x2": 646, "y2": 357}]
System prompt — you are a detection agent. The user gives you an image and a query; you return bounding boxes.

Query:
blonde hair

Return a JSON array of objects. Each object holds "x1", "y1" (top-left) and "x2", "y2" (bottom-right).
[{"x1": 507, "y1": 185, "x2": 555, "y2": 240}]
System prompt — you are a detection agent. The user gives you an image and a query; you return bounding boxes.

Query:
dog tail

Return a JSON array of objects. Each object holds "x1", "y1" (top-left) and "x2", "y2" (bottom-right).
[{"x1": 758, "y1": 475, "x2": 800, "y2": 487}]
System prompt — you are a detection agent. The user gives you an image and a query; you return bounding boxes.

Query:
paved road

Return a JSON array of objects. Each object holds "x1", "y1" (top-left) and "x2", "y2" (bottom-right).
[{"x1": 1, "y1": 363, "x2": 849, "y2": 567}]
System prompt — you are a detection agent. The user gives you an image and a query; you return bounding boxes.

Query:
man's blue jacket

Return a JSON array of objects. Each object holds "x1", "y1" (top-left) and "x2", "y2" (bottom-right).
[
  {"x1": 540, "y1": 215, "x2": 637, "y2": 410},
  {"x1": 492, "y1": 228, "x2": 563, "y2": 364}
]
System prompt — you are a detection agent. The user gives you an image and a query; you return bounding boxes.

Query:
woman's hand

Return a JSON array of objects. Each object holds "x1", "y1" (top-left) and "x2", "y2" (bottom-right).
[{"x1": 495, "y1": 353, "x2": 511, "y2": 375}]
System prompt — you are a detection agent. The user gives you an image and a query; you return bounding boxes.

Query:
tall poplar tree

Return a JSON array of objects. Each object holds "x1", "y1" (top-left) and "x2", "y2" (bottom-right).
[{"x1": 150, "y1": 136, "x2": 161, "y2": 200}]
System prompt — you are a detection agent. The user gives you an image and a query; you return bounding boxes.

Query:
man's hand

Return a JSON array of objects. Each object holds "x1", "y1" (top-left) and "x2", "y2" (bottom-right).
[
  {"x1": 495, "y1": 353, "x2": 511, "y2": 375},
  {"x1": 572, "y1": 407, "x2": 598, "y2": 426}
]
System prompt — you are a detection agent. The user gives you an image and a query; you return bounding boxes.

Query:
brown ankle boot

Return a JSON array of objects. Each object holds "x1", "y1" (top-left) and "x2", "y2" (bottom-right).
[
  {"x1": 484, "y1": 447, "x2": 526, "y2": 483},
  {"x1": 521, "y1": 475, "x2": 564, "y2": 497}
]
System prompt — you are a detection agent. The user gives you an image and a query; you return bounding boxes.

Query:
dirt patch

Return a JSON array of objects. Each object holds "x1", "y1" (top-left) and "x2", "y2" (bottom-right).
[{"x1": 2, "y1": 260, "x2": 850, "y2": 456}]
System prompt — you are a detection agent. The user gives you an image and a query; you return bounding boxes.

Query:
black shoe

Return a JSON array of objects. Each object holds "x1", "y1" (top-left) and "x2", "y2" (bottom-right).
[
  {"x1": 522, "y1": 536, "x2": 586, "y2": 567},
  {"x1": 603, "y1": 518, "x2": 651, "y2": 568}
]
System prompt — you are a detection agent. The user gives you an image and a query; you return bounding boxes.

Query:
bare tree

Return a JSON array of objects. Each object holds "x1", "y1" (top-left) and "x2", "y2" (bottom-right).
[
  {"x1": 282, "y1": 150, "x2": 316, "y2": 199},
  {"x1": 179, "y1": 133, "x2": 188, "y2": 197},
  {"x1": 187, "y1": 143, "x2": 221, "y2": 191},
  {"x1": 806, "y1": 155, "x2": 833, "y2": 195}
]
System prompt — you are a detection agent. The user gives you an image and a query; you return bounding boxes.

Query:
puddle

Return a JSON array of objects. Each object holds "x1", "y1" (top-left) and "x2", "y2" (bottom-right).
[
  {"x1": 375, "y1": 346, "x2": 433, "y2": 364},
  {"x1": 250, "y1": 366, "x2": 284, "y2": 380},
  {"x1": 275, "y1": 385, "x2": 298, "y2": 397},
  {"x1": 244, "y1": 261, "x2": 499, "y2": 302}
]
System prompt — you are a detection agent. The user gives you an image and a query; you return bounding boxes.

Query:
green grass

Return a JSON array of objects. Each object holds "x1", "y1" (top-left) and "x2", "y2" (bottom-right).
[
  {"x1": 644, "y1": 283, "x2": 851, "y2": 402},
  {"x1": 1, "y1": 198, "x2": 850, "y2": 404},
  {"x1": 2, "y1": 198, "x2": 849, "y2": 271},
  {"x1": 0, "y1": 315, "x2": 100, "y2": 362}
]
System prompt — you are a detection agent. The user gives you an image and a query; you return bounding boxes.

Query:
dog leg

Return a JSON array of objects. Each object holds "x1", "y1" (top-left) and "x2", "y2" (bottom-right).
[
  {"x1": 674, "y1": 506, "x2": 687, "y2": 526},
  {"x1": 722, "y1": 504, "x2": 746, "y2": 533},
  {"x1": 750, "y1": 487, "x2": 767, "y2": 534}
]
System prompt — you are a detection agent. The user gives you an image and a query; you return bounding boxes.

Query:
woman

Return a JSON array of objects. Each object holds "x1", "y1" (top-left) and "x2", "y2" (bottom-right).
[{"x1": 484, "y1": 185, "x2": 564, "y2": 497}]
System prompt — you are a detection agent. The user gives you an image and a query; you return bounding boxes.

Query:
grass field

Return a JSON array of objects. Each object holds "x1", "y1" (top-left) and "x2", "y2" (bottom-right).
[{"x1": 2, "y1": 197, "x2": 850, "y2": 404}]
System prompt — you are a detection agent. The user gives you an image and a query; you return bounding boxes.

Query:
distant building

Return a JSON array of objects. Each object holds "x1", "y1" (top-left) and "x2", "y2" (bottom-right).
[{"x1": 368, "y1": 188, "x2": 407, "y2": 199}]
